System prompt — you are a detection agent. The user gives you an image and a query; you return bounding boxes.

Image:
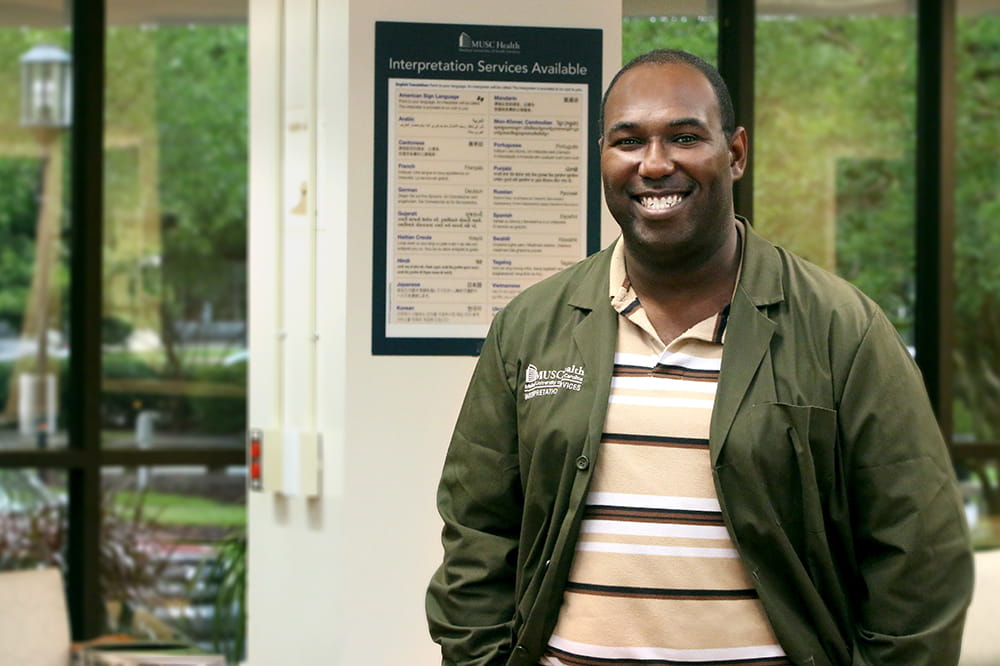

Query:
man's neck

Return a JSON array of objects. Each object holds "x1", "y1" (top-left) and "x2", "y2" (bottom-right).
[{"x1": 624, "y1": 220, "x2": 742, "y2": 344}]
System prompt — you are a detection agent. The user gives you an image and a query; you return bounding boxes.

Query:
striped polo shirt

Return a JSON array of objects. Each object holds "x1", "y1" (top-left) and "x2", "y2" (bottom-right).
[{"x1": 541, "y1": 232, "x2": 788, "y2": 666}]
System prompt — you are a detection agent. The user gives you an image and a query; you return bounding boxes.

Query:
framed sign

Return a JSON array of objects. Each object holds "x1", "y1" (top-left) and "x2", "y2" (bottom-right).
[{"x1": 373, "y1": 21, "x2": 602, "y2": 355}]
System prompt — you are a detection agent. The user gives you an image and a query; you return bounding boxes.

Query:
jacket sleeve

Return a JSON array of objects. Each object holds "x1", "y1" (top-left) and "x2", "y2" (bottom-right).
[
  {"x1": 837, "y1": 311, "x2": 974, "y2": 665},
  {"x1": 426, "y1": 312, "x2": 523, "y2": 666}
]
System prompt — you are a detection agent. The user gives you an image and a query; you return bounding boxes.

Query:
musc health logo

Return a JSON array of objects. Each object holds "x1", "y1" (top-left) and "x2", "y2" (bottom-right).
[{"x1": 524, "y1": 363, "x2": 585, "y2": 400}]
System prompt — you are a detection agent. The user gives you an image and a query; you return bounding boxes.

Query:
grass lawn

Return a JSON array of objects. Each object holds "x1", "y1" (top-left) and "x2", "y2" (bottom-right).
[{"x1": 115, "y1": 490, "x2": 246, "y2": 527}]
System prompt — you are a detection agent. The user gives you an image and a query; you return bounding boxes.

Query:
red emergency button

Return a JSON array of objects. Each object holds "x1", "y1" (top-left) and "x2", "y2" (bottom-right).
[{"x1": 248, "y1": 429, "x2": 263, "y2": 491}]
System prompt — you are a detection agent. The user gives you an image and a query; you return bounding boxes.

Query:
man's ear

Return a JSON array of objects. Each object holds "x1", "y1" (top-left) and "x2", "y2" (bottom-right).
[
  {"x1": 598, "y1": 135, "x2": 604, "y2": 150},
  {"x1": 729, "y1": 126, "x2": 748, "y2": 181}
]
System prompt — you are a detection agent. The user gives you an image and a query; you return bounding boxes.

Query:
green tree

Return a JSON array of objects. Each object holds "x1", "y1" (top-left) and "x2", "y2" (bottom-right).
[
  {"x1": 621, "y1": 16, "x2": 717, "y2": 66},
  {"x1": 0, "y1": 157, "x2": 44, "y2": 329},
  {"x1": 954, "y1": 16, "x2": 1000, "y2": 442},
  {"x1": 101, "y1": 25, "x2": 247, "y2": 376},
  {"x1": 153, "y1": 26, "x2": 248, "y2": 374}
]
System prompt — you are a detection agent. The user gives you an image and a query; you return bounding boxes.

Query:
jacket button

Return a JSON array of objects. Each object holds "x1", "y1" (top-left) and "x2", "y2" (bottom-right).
[{"x1": 575, "y1": 455, "x2": 589, "y2": 470}]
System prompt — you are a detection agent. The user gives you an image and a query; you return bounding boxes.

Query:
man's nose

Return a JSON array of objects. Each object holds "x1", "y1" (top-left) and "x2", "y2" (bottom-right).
[{"x1": 637, "y1": 140, "x2": 675, "y2": 179}]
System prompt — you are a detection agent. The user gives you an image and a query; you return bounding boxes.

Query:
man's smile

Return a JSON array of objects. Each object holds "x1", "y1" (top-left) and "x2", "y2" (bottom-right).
[{"x1": 636, "y1": 192, "x2": 687, "y2": 212}]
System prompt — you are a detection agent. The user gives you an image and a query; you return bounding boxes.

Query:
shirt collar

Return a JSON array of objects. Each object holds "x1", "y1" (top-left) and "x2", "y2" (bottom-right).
[{"x1": 607, "y1": 220, "x2": 745, "y2": 345}]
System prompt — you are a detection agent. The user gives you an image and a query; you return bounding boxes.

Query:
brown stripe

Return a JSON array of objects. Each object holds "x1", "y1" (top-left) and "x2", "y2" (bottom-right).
[
  {"x1": 713, "y1": 304, "x2": 731, "y2": 343},
  {"x1": 620, "y1": 298, "x2": 642, "y2": 316},
  {"x1": 585, "y1": 506, "x2": 724, "y2": 526},
  {"x1": 613, "y1": 364, "x2": 719, "y2": 381},
  {"x1": 566, "y1": 582, "x2": 759, "y2": 601},
  {"x1": 650, "y1": 365, "x2": 719, "y2": 381},
  {"x1": 602, "y1": 433, "x2": 708, "y2": 448}
]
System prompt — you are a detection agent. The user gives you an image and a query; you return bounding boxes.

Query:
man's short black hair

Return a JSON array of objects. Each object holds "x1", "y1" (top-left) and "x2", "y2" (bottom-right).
[{"x1": 599, "y1": 49, "x2": 737, "y2": 139}]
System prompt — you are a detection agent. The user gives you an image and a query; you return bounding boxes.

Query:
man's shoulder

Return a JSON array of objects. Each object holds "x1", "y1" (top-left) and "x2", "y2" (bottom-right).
[
  {"x1": 749, "y1": 228, "x2": 882, "y2": 318},
  {"x1": 501, "y1": 242, "x2": 615, "y2": 315},
  {"x1": 784, "y1": 248, "x2": 880, "y2": 315}
]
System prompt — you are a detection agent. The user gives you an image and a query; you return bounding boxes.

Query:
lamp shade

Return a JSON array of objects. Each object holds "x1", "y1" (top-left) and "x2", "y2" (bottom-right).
[{"x1": 19, "y1": 44, "x2": 72, "y2": 128}]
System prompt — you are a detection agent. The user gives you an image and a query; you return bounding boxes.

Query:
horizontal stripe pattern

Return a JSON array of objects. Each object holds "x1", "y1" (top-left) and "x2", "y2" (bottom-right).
[
  {"x1": 575, "y1": 541, "x2": 740, "y2": 560},
  {"x1": 545, "y1": 634, "x2": 789, "y2": 666},
  {"x1": 543, "y1": 236, "x2": 786, "y2": 665}
]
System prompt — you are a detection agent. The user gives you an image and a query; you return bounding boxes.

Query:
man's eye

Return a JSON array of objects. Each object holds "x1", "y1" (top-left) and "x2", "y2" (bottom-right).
[
  {"x1": 615, "y1": 137, "x2": 642, "y2": 146},
  {"x1": 675, "y1": 134, "x2": 698, "y2": 144}
]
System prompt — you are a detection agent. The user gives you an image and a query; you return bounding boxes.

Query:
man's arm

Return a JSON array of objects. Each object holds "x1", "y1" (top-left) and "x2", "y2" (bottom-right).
[
  {"x1": 427, "y1": 315, "x2": 523, "y2": 666},
  {"x1": 839, "y1": 312, "x2": 974, "y2": 665}
]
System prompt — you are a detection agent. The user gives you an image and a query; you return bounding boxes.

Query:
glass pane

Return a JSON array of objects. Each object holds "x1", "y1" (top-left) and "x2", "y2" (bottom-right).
[
  {"x1": 755, "y1": 1, "x2": 917, "y2": 344},
  {"x1": 0, "y1": 5, "x2": 72, "y2": 450},
  {"x1": 101, "y1": 466, "x2": 247, "y2": 660},
  {"x1": 954, "y1": 0, "x2": 1000, "y2": 549},
  {"x1": 102, "y1": 6, "x2": 248, "y2": 452},
  {"x1": 0, "y1": 468, "x2": 68, "y2": 571},
  {"x1": 622, "y1": 1, "x2": 717, "y2": 66}
]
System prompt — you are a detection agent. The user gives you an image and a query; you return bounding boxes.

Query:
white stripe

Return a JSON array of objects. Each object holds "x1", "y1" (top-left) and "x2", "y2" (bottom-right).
[
  {"x1": 614, "y1": 350, "x2": 722, "y2": 371},
  {"x1": 548, "y1": 634, "x2": 785, "y2": 661},
  {"x1": 614, "y1": 351, "x2": 660, "y2": 368},
  {"x1": 577, "y1": 540, "x2": 739, "y2": 558},
  {"x1": 657, "y1": 349, "x2": 722, "y2": 370},
  {"x1": 609, "y1": 394, "x2": 715, "y2": 409},
  {"x1": 581, "y1": 519, "x2": 730, "y2": 540},
  {"x1": 611, "y1": 376, "x2": 718, "y2": 394},
  {"x1": 587, "y1": 492, "x2": 721, "y2": 512}
]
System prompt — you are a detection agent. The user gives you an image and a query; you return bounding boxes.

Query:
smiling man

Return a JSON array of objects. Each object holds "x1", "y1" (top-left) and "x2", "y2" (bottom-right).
[{"x1": 427, "y1": 50, "x2": 973, "y2": 666}]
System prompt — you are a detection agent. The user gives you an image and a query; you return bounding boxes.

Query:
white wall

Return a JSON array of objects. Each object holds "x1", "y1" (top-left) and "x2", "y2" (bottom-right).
[{"x1": 247, "y1": 1, "x2": 620, "y2": 663}]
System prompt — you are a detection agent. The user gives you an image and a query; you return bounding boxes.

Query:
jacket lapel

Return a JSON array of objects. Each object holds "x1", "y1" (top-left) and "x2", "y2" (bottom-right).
[
  {"x1": 710, "y1": 222, "x2": 784, "y2": 465},
  {"x1": 567, "y1": 244, "x2": 618, "y2": 459}
]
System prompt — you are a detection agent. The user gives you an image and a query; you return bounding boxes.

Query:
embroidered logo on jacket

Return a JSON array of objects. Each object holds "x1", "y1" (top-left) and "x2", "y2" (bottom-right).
[{"x1": 524, "y1": 363, "x2": 585, "y2": 400}]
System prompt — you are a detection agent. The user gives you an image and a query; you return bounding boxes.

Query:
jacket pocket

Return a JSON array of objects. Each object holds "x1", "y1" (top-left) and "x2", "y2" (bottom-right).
[{"x1": 723, "y1": 402, "x2": 837, "y2": 536}]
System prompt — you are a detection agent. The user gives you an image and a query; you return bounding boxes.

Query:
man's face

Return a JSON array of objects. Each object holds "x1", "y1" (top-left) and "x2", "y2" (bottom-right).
[{"x1": 600, "y1": 62, "x2": 747, "y2": 270}]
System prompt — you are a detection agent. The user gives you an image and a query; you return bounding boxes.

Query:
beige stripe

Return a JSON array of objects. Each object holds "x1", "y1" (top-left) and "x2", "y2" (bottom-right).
[
  {"x1": 611, "y1": 384, "x2": 717, "y2": 399},
  {"x1": 604, "y1": 404, "x2": 713, "y2": 440},
  {"x1": 589, "y1": 446, "x2": 716, "y2": 498},
  {"x1": 565, "y1": 550, "x2": 755, "y2": 590},
  {"x1": 579, "y1": 532, "x2": 736, "y2": 549},
  {"x1": 553, "y1": 595, "x2": 782, "y2": 650}
]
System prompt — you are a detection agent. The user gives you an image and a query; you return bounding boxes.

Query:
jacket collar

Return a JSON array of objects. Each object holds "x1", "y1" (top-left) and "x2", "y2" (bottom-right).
[
  {"x1": 566, "y1": 239, "x2": 619, "y2": 314},
  {"x1": 735, "y1": 217, "x2": 784, "y2": 309}
]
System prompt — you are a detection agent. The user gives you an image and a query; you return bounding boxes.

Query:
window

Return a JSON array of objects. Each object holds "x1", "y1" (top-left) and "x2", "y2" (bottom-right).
[
  {"x1": 755, "y1": 1, "x2": 917, "y2": 342},
  {"x1": 0, "y1": 0, "x2": 248, "y2": 659},
  {"x1": 955, "y1": 0, "x2": 1000, "y2": 548}
]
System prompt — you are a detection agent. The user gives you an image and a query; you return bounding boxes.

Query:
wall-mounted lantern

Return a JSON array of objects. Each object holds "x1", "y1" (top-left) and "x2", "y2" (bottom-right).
[
  {"x1": 16, "y1": 43, "x2": 72, "y2": 445},
  {"x1": 20, "y1": 44, "x2": 72, "y2": 129}
]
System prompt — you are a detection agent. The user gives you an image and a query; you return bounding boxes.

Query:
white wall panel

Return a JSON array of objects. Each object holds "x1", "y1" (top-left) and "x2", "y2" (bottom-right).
[{"x1": 249, "y1": 0, "x2": 621, "y2": 662}]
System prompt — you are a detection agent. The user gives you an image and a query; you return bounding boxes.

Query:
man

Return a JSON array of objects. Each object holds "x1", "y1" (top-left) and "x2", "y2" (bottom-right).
[{"x1": 427, "y1": 49, "x2": 973, "y2": 666}]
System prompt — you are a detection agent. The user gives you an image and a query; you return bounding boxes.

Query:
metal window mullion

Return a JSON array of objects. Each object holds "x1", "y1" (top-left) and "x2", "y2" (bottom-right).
[
  {"x1": 717, "y1": 0, "x2": 755, "y2": 221},
  {"x1": 915, "y1": 0, "x2": 956, "y2": 444},
  {"x1": 67, "y1": 0, "x2": 105, "y2": 640}
]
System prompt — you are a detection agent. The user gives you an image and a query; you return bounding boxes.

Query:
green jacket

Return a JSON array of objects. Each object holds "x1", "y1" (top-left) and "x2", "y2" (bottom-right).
[{"x1": 427, "y1": 223, "x2": 973, "y2": 666}]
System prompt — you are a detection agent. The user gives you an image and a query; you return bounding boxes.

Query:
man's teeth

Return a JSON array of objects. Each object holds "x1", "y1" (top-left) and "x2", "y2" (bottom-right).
[{"x1": 639, "y1": 194, "x2": 683, "y2": 210}]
